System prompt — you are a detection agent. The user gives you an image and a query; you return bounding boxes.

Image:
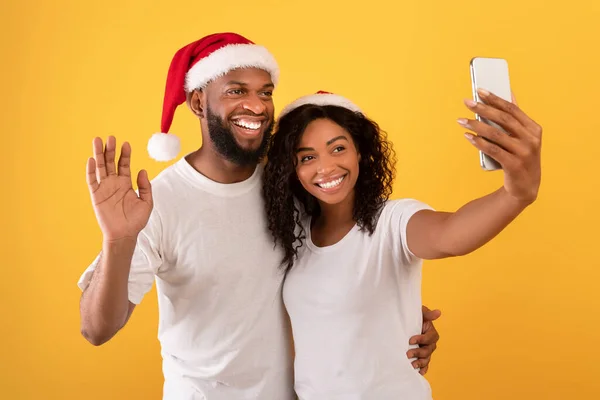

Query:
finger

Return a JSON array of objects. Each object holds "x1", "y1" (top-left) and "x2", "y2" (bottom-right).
[
  {"x1": 458, "y1": 118, "x2": 521, "y2": 155},
  {"x1": 105, "y1": 136, "x2": 117, "y2": 175},
  {"x1": 118, "y1": 141, "x2": 132, "y2": 177},
  {"x1": 409, "y1": 328, "x2": 440, "y2": 346},
  {"x1": 422, "y1": 308, "x2": 441, "y2": 323},
  {"x1": 137, "y1": 170, "x2": 153, "y2": 205},
  {"x1": 511, "y1": 91, "x2": 518, "y2": 106},
  {"x1": 409, "y1": 333, "x2": 425, "y2": 346},
  {"x1": 464, "y1": 132, "x2": 514, "y2": 168},
  {"x1": 93, "y1": 137, "x2": 107, "y2": 180},
  {"x1": 86, "y1": 157, "x2": 99, "y2": 192},
  {"x1": 412, "y1": 319, "x2": 440, "y2": 345},
  {"x1": 476, "y1": 89, "x2": 539, "y2": 134},
  {"x1": 411, "y1": 357, "x2": 431, "y2": 371},
  {"x1": 419, "y1": 365, "x2": 429, "y2": 375},
  {"x1": 409, "y1": 333, "x2": 421, "y2": 346},
  {"x1": 464, "y1": 98, "x2": 527, "y2": 139},
  {"x1": 407, "y1": 345, "x2": 436, "y2": 360}
]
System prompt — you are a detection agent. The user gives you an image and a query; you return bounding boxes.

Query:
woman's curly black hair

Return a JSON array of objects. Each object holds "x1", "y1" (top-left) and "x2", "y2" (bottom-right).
[{"x1": 263, "y1": 104, "x2": 396, "y2": 272}]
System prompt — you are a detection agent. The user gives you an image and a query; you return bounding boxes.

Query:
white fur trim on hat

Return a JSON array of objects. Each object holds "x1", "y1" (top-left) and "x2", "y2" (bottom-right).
[
  {"x1": 184, "y1": 44, "x2": 279, "y2": 91},
  {"x1": 147, "y1": 132, "x2": 181, "y2": 162},
  {"x1": 278, "y1": 93, "x2": 362, "y2": 119}
]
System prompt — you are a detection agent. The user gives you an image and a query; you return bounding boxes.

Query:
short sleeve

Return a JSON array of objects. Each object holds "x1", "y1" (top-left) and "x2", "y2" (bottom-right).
[
  {"x1": 77, "y1": 209, "x2": 163, "y2": 305},
  {"x1": 383, "y1": 199, "x2": 434, "y2": 267}
]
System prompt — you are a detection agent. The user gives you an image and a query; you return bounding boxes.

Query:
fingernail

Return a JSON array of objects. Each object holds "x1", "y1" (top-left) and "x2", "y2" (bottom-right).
[
  {"x1": 457, "y1": 118, "x2": 470, "y2": 127},
  {"x1": 464, "y1": 99, "x2": 477, "y2": 107},
  {"x1": 464, "y1": 133, "x2": 476, "y2": 143},
  {"x1": 477, "y1": 88, "x2": 490, "y2": 97},
  {"x1": 412, "y1": 362, "x2": 419, "y2": 369}
]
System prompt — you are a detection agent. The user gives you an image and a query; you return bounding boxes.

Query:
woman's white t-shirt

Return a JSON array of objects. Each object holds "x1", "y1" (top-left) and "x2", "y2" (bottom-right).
[{"x1": 283, "y1": 199, "x2": 434, "y2": 400}]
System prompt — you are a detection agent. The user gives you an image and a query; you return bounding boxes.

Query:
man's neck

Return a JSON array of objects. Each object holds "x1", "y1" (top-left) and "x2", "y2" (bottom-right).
[{"x1": 185, "y1": 146, "x2": 258, "y2": 184}]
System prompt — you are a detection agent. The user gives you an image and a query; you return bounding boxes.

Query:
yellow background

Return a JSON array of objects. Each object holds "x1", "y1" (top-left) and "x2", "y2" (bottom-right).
[{"x1": 2, "y1": 0, "x2": 599, "y2": 398}]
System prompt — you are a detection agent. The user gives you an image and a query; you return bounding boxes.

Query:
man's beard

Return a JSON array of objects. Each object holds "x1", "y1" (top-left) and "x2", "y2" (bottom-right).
[{"x1": 206, "y1": 105, "x2": 273, "y2": 166}]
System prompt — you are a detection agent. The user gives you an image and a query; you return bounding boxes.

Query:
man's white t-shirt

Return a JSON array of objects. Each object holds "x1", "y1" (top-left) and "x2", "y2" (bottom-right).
[
  {"x1": 283, "y1": 199, "x2": 434, "y2": 400},
  {"x1": 78, "y1": 158, "x2": 294, "y2": 400}
]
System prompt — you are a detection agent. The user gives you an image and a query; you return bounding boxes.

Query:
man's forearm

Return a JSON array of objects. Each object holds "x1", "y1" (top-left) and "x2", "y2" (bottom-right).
[{"x1": 80, "y1": 237, "x2": 136, "y2": 345}]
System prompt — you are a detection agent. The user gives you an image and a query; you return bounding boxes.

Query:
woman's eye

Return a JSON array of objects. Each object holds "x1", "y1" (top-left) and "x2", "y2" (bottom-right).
[
  {"x1": 333, "y1": 146, "x2": 345, "y2": 153},
  {"x1": 300, "y1": 155, "x2": 314, "y2": 163}
]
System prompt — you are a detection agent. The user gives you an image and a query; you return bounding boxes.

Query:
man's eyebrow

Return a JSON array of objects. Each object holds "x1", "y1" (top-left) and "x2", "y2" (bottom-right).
[{"x1": 224, "y1": 82, "x2": 274, "y2": 89}]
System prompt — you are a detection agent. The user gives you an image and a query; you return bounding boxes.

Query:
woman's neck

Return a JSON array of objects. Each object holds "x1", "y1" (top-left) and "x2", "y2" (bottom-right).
[{"x1": 311, "y1": 191, "x2": 356, "y2": 247}]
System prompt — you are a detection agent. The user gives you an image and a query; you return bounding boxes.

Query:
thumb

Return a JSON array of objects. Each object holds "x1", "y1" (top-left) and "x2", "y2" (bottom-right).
[
  {"x1": 137, "y1": 170, "x2": 153, "y2": 204},
  {"x1": 423, "y1": 308, "x2": 442, "y2": 322}
]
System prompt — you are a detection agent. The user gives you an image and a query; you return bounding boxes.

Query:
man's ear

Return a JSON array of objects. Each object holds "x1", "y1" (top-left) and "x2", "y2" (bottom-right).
[{"x1": 187, "y1": 89, "x2": 205, "y2": 118}]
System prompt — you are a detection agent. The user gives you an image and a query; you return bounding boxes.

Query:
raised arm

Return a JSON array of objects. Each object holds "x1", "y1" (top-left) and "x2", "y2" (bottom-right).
[
  {"x1": 407, "y1": 89, "x2": 542, "y2": 260},
  {"x1": 79, "y1": 136, "x2": 153, "y2": 345}
]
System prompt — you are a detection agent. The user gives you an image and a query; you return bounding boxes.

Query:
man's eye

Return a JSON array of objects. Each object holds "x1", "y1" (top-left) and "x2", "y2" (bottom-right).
[{"x1": 228, "y1": 89, "x2": 243, "y2": 95}]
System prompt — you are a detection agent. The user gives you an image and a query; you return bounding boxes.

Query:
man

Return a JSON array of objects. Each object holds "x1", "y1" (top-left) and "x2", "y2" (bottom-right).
[{"x1": 78, "y1": 32, "x2": 441, "y2": 399}]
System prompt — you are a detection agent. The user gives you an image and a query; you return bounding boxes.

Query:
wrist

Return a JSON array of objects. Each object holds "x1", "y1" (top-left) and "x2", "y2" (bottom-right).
[
  {"x1": 102, "y1": 235, "x2": 138, "y2": 249},
  {"x1": 499, "y1": 187, "x2": 535, "y2": 210}
]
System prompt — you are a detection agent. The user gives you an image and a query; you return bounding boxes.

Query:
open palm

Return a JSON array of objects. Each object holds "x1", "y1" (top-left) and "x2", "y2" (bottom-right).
[{"x1": 86, "y1": 136, "x2": 153, "y2": 241}]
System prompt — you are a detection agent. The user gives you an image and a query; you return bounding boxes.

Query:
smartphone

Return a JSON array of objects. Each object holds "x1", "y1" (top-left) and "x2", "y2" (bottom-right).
[{"x1": 469, "y1": 57, "x2": 512, "y2": 171}]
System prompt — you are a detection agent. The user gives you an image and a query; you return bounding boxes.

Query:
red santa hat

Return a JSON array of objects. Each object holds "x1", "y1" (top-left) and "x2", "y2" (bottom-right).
[
  {"x1": 148, "y1": 32, "x2": 280, "y2": 162},
  {"x1": 277, "y1": 90, "x2": 363, "y2": 119}
]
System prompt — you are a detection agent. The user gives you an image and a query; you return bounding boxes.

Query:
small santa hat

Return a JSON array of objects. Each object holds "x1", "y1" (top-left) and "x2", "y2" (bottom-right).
[
  {"x1": 148, "y1": 32, "x2": 280, "y2": 162},
  {"x1": 277, "y1": 90, "x2": 363, "y2": 120}
]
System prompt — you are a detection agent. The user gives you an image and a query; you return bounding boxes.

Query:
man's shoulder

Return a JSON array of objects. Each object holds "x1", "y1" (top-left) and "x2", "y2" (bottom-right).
[
  {"x1": 148, "y1": 158, "x2": 197, "y2": 196},
  {"x1": 149, "y1": 159, "x2": 183, "y2": 184},
  {"x1": 145, "y1": 159, "x2": 197, "y2": 210}
]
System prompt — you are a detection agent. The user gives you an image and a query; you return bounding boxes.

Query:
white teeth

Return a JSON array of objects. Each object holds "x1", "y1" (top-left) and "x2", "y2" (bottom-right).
[
  {"x1": 233, "y1": 120, "x2": 261, "y2": 130},
  {"x1": 317, "y1": 176, "x2": 344, "y2": 189}
]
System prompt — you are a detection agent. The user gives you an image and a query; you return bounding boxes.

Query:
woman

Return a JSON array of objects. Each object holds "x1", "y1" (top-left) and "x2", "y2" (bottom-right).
[{"x1": 263, "y1": 90, "x2": 541, "y2": 399}]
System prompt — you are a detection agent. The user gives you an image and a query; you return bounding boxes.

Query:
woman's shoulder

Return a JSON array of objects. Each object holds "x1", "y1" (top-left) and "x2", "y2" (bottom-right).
[{"x1": 378, "y1": 198, "x2": 435, "y2": 225}]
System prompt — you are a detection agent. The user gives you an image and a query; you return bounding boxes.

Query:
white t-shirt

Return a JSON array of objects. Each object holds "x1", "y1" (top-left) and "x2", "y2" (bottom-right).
[
  {"x1": 78, "y1": 158, "x2": 294, "y2": 400},
  {"x1": 283, "y1": 199, "x2": 434, "y2": 400}
]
